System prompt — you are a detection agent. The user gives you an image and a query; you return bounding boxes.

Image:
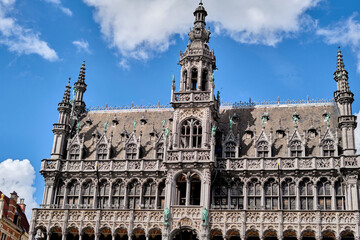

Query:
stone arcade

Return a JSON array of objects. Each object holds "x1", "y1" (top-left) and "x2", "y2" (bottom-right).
[{"x1": 29, "y1": 2, "x2": 360, "y2": 240}]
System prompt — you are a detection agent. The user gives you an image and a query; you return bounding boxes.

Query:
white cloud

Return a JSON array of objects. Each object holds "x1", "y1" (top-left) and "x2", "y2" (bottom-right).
[
  {"x1": 44, "y1": 0, "x2": 73, "y2": 16},
  {"x1": 0, "y1": 1, "x2": 59, "y2": 61},
  {"x1": 73, "y1": 39, "x2": 91, "y2": 53},
  {"x1": 317, "y1": 13, "x2": 360, "y2": 72},
  {"x1": 355, "y1": 112, "x2": 360, "y2": 153},
  {"x1": 0, "y1": 159, "x2": 38, "y2": 218},
  {"x1": 83, "y1": 0, "x2": 320, "y2": 61}
]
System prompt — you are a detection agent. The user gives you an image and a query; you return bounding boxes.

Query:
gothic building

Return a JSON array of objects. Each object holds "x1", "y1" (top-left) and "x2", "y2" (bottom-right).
[{"x1": 29, "y1": 2, "x2": 360, "y2": 240}]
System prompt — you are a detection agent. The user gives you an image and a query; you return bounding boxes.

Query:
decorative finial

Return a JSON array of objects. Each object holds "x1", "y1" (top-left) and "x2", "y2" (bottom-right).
[
  {"x1": 68, "y1": 77, "x2": 71, "y2": 85},
  {"x1": 199, "y1": 0, "x2": 203, "y2": 5}
]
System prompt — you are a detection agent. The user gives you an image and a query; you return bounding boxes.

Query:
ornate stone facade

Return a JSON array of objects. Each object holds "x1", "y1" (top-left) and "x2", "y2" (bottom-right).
[{"x1": 30, "y1": 2, "x2": 359, "y2": 240}]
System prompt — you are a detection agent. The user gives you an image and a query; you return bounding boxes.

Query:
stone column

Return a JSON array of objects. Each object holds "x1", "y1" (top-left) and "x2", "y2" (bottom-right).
[
  {"x1": 244, "y1": 185, "x2": 248, "y2": 210},
  {"x1": 313, "y1": 184, "x2": 318, "y2": 210},
  {"x1": 186, "y1": 175, "x2": 191, "y2": 206},
  {"x1": 331, "y1": 182, "x2": 336, "y2": 210}
]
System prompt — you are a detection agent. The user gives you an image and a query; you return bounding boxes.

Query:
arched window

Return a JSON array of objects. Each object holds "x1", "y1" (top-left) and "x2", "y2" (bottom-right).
[
  {"x1": 112, "y1": 180, "x2": 125, "y2": 209},
  {"x1": 143, "y1": 180, "x2": 156, "y2": 209},
  {"x1": 180, "y1": 119, "x2": 202, "y2": 148},
  {"x1": 82, "y1": 181, "x2": 94, "y2": 207},
  {"x1": 317, "y1": 178, "x2": 331, "y2": 210},
  {"x1": 190, "y1": 174, "x2": 201, "y2": 205},
  {"x1": 126, "y1": 143, "x2": 137, "y2": 159},
  {"x1": 69, "y1": 145, "x2": 80, "y2": 160},
  {"x1": 213, "y1": 180, "x2": 228, "y2": 209},
  {"x1": 335, "y1": 180, "x2": 346, "y2": 210},
  {"x1": 191, "y1": 68, "x2": 198, "y2": 90},
  {"x1": 290, "y1": 140, "x2": 302, "y2": 157},
  {"x1": 201, "y1": 69, "x2": 208, "y2": 91},
  {"x1": 264, "y1": 178, "x2": 278, "y2": 210},
  {"x1": 55, "y1": 181, "x2": 65, "y2": 207},
  {"x1": 182, "y1": 70, "x2": 188, "y2": 90},
  {"x1": 248, "y1": 179, "x2": 261, "y2": 210},
  {"x1": 158, "y1": 181, "x2": 166, "y2": 209},
  {"x1": 323, "y1": 140, "x2": 335, "y2": 156},
  {"x1": 225, "y1": 142, "x2": 236, "y2": 158},
  {"x1": 127, "y1": 180, "x2": 141, "y2": 209},
  {"x1": 98, "y1": 180, "x2": 110, "y2": 208},
  {"x1": 156, "y1": 143, "x2": 164, "y2": 159},
  {"x1": 230, "y1": 179, "x2": 244, "y2": 210},
  {"x1": 299, "y1": 178, "x2": 313, "y2": 210},
  {"x1": 67, "y1": 181, "x2": 80, "y2": 206},
  {"x1": 257, "y1": 141, "x2": 269, "y2": 157},
  {"x1": 97, "y1": 144, "x2": 108, "y2": 160},
  {"x1": 282, "y1": 178, "x2": 296, "y2": 210},
  {"x1": 176, "y1": 174, "x2": 187, "y2": 205}
]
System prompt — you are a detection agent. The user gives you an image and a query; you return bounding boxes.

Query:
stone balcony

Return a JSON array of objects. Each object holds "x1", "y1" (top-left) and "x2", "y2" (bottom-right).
[
  {"x1": 216, "y1": 155, "x2": 359, "y2": 171},
  {"x1": 173, "y1": 91, "x2": 211, "y2": 103},
  {"x1": 165, "y1": 149, "x2": 212, "y2": 163}
]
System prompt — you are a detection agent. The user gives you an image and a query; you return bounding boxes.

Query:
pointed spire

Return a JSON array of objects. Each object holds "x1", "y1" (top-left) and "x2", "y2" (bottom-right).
[
  {"x1": 77, "y1": 60, "x2": 86, "y2": 83},
  {"x1": 334, "y1": 47, "x2": 350, "y2": 92},
  {"x1": 62, "y1": 78, "x2": 71, "y2": 103}
]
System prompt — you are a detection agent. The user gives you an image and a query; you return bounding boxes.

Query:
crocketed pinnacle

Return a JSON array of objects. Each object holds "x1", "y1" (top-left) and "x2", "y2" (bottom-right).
[
  {"x1": 334, "y1": 47, "x2": 350, "y2": 92},
  {"x1": 62, "y1": 78, "x2": 71, "y2": 103},
  {"x1": 77, "y1": 60, "x2": 86, "y2": 83}
]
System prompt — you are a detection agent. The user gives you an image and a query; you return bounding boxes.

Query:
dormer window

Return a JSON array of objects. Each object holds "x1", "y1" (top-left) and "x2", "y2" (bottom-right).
[
  {"x1": 97, "y1": 144, "x2": 108, "y2": 160},
  {"x1": 257, "y1": 141, "x2": 269, "y2": 157},
  {"x1": 126, "y1": 143, "x2": 137, "y2": 159},
  {"x1": 156, "y1": 143, "x2": 164, "y2": 159},
  {"x1": 323, "y1": 140, "x2": 335, "y2": 156},
  {"x1": 69, "y1": 145, "x2": 80, "y2": 160},
  {"x1": 225, "y1": 142, "x2": 236, "y2": 158},
  {"x1": 180, "y1": 119, "x2": 202, "y2": 148},
  {"x1": 290, "y1": 140, "x2": 302, "y2": 157}
]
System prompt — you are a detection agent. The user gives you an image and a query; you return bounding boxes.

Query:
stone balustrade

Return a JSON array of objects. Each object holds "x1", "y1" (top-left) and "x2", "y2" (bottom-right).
[
  {"x1": 216, "y1": 155, "x2": 359, "y2": 171},
  {"x1": 173, "y1": 92, "x2": 211, "y2": 103},
  {"x1": 166, "y1": 150, "x2": 211, "y2": 163}
]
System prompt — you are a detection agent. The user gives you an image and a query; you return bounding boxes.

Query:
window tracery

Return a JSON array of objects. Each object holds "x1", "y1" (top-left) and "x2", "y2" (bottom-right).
[
  {"x1": 82, "y1": 181, "x2": 95, "y2": 207},
  {"x1": 317, "y1": 178, "x2": 332, "y2": 210},
  {"x1": 143, "y1": 179, "x2": 156, "y2": 209},
  {"x1": 97, "y1": 144, "x2": 108, "y2": 160},
  {"x1": 158, "y1": 181, "x2": 166, "y2": 209},
  {"x1": 67, "y1": 181, "x2": 80, "y2": 206},
  {"x1": 248, "y1": 179, "x2": 261, "y2": 209},
  {"x1": 112, "y1": 180, "x2": 125, "y2": 209},
  {"x1": 282, "y1": 178, "x2": 296, "y2": 210},
  {"x1": 213, "y1": 180, "x2": 228, "y2": 208},
  {"x1": 323, "y1": 140, "x2": 335, "y2": 156},
  {"x1": 127, "y1": 180, "x2": 141, "y2": 209},
  {"x1": 257, "y1": 141, "x2": 269, "y2": 157},
  {"x1": 55, "y1": 181, "x2": 65, "y2": 207},
  {"x1": 180, "y1": 119, "x2": 202, "y2": 148},
  {"x1": 290, "y1": 140, "x2": 302, "y2": 157},
  {"x1": 335, "y1": 180, "x2": 346, "y2": 210},
  {"x1": 98, "y1": 180, "x2": 110, "y2": 208},
  {"x1": 156, "y1": 143, "x2": 164, "y2": 159},
  {"x1": 299, "y1": 178, "x2": 313, "y2": 210},
  {"x1": 230, "y1": 179, "x2": 244, "y2": 209},
  {"x1": 69, "y1": 145, "x2": 80, "y2": 160},
  {"x1": 126, "y1": 143, "x2": 137, "y2": 159},
  {"x1": 264, "y1": 178, "x2": 278, "y2": 210},
  {"x1": 191, "y1": 68, "x2": 198, "y2": 90},
  {"x1": 225, "y1": 142, "x2": 236, "y2": 158}
]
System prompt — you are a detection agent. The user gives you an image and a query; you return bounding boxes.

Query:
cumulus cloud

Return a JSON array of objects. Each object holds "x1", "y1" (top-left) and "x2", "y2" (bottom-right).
[
  {"x1": 73, "y1": 39, "x2": 91, "y2": 53},
  {"x1": 44, "y1": 0, "x2": 72, "y2": 16},
  {"x1": 0, "y1": 0, "x2": 59, "y2": 61},
  {"x1": 317, "y1": 13, "x2": 360, "y2": 72},
  {"x1": 83, "y1": 0, "x2": 320, "y2": 61},
  {"x1": 0, "y1": 159, "x2": 38, "y2": 218}
]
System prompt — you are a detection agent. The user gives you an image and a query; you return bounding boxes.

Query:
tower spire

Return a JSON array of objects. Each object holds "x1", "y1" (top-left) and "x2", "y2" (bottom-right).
[
  {"x1": 62, "y1": 78, "x2": 71, "y2": 103},
  {"x1": 74, "y1": 60, "x2": 87, "y2": 113}
]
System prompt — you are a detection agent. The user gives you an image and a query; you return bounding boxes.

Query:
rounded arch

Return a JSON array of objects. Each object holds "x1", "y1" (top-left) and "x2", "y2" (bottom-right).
[
  {"x1": 211, "y1": 229, "x2": 224, "y2": 240},
  {"x1": 66, "y1": 227, "x2": 79, "y2": 240},
  {"x1": 49, "y1": 226, "x2": 62, "y2": 240},
  {"x1": 148, "y1": 228, "x2": 162, "y2": 240},
  {"x1": 246, "y1": 229, "x2": 260, "y2": 240},
  {"x1": 99, "y1": 227, "x2": 112, "y2": 240},
  {"x1": 301, "y1": 229, "x2": 316, "y2": 240},
  {"x1": 82, "y1": 227, "x2": 95, "y2": 240},
  {"x1": 170, "y1": 227, "x2": 199, "y2": 240},
  {"x1": 226, "y1": 229, "x2": 240, "y2": 240},
  {"x1": 340, "y1": 230, "x2": 355, "y2": 240},
  {"x1": 263, "y1": 229, "x2": 278, "y2": 240},
  {"x1": 132, "y1": 228, "x2": 146, "y2": 240},
  {"x1": 114, "y1": 228, "x2": 128, "y2": 240},
  {"x1": 322, "y1": 230, "x2": 336, "y2": 240},
  {"x1": 179, "y1": 118, "x2": 202, "y2": 149},
  {"x1": 284, "y1": 230, "x2": 297, "y2": 240}
]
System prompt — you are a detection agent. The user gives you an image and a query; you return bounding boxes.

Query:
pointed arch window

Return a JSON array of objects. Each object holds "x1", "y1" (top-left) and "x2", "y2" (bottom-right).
[
  {"x1": 176, "y1": 174, "x2": 187, "y2": 205},
  {"x1": 67, "y1": 181, "x2": 80, "y2": 206},
  {"x1": 127, "y1": 180, "x2": 141, "y2": 209},
  {"x1": 264, "y1": 178, "x2": 278, "y2": 210},
  {"x1": 180, "y1": 119, "x2": 202, "y2": 148},
  {"x1": 323, "y1": 140, "x2": 335, "y2": 156},
  {"x1": 55, "y1": 180, "x2": 65, "y2": 207},
  {"x1": 143, "y1": 179, "x2": 156, "y2": 209},
  {"x1": 191, "y1": 68, "x2": 198, "y2": 90},
  {"x1": 97, "y1": 144, "x2": 108, "y2": 160},
  {"x1": 290, "y1": 140, "x2": 302, "y2": 157},
  {"x1": 190, "y1": 174, "x2": 201, "y2": 205},
  {"x1": 317, "y1": 178, "x2": 331, "y2": 210},
  {"x1": 230, "y1": 179, "x2": 244, "y2": 209},
  {"x1": 201, "y1": 69, "x2": 208, "y2": 91},
  {"x1": 182, "y1": 70, "x2": 188, "y2": 90},
  {"x1": 213, "y1": 179, "x2": 228, "y2": 209},
  {"x1": 112, "y1": 180, "x2": 125, "y2": 209},
  {"x1": 126, "y1": 143, "x2": 137, "y2": 159},
  {"x1": 98, "y1": 180, "x2": 110, "y2": 208},
  {"x1": 257, "y1": 141, "x2": 269, "y2": 157},
  {"x1": 156, "y1": 143, "x2": 164, "y2": 159},
  {"x1": 158, "y1": 181, "x2": 166, "y2": 209},
  {"x1": 335, "y1": 180, "x2": 346, "y2": 210},
  {"x1": 282, "y1": 179, "x2": 296, "y2": 210},
  {"x1": 248, "y1": 179, "x2": 261, "y2": 210},
  {"x1": 225, "y1": 142, "x2": 236, "y2": 158},
  {"x1": 299, "y1": 178, "x2": 313, "y2": 210},
  {"x1": 81, "y1": 181, "x2": 95, "y2": 207},
  {"x1": 69, "y1": 145, "x2": 80, "y2": 160}
]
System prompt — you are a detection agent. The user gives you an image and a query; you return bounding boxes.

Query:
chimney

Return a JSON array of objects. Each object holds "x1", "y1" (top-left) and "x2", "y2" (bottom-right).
[
  {"x1": 8, "y1": 191, "x2": 18, "y2": 222},
  {"x1": 19, "y1": 198, "x2": 26, "y2": 213}
]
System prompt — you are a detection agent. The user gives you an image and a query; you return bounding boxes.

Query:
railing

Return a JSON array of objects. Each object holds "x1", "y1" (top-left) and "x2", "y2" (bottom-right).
[
  {"x1": 41, "y1": 159, "x2": 166, "y2": 172},
  {"x1": 173, "y1": 91, "x2": 211, "y2": 103},
  {"x1": 180, "y1": 48, "x2": 215, "y2": 59},
  {"x1": 216, "y1": 156, "x2": 359, "y2": 171},
  {"x1": 166, "y1": 150, "x2": 211, "y2": 162}
]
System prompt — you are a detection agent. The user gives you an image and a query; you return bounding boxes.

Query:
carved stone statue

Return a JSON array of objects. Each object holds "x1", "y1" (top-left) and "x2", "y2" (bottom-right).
[
  {"x1": 229, "y1": 116, "x2": 234, "y2": 132},
  {"x1": 211, "y1": 125, "x2": 217, "y2": 136}
]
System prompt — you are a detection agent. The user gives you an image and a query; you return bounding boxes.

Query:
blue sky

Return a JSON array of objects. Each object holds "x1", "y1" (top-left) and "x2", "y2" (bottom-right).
[{"x1": 0, "y1": 0, "x2": 359, "y2": 216}]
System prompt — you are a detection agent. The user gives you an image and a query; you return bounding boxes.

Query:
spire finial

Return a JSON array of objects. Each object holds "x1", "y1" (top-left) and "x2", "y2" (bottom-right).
[
  {"x1": 62, "y1": 78, "x2": 71, "y2": 103},
  {"x1": 199, "y1": 0, "x2": 203, "y2": 5}
]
